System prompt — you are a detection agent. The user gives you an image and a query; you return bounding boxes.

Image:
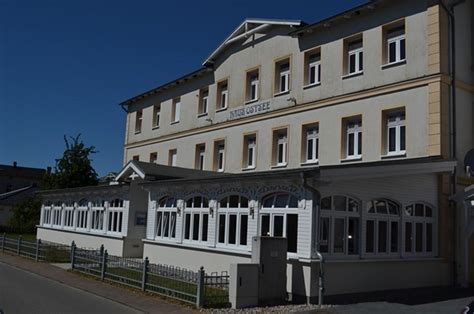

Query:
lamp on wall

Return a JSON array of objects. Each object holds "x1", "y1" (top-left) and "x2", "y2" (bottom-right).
[
  {"x1": 249, "y1": 206, "x2": 255, "y2": 218},
  {"x1": 209, "y1": 206, "x2": 214, "y2": 218}
]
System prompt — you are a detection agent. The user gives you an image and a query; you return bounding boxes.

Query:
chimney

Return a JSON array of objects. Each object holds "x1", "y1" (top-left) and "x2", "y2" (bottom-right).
[{"x1": 13, "y1": 161, "x2": 17, "y2": 168}]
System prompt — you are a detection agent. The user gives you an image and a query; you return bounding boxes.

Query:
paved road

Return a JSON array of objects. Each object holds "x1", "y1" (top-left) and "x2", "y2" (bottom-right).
[{"x1": 0, "y1": 262, "x2": 142, "y2": 314}]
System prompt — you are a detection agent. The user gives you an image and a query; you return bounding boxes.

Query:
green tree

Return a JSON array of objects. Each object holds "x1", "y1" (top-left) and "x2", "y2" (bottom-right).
[
  {"x1": 8, "y1": 196, "x2": 42, "y2": 234},
  {"x1": 43, "y1": 134, "x2": 98, "y2": 189}
]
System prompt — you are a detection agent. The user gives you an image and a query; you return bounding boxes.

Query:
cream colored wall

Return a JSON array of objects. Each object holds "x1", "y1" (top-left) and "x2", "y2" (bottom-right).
[
  {"x1": 37, "y1": 227, "x2": 125, "y2": 256},
  {"x1": 126, "y1": 86, "x2": 429, "y2": 173},
  {"x1": 123, "y1": 0, "x2": 435, "y2": 168}
]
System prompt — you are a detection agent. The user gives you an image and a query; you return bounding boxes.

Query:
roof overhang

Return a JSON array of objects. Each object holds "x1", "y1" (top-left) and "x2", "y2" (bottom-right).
[
  {"x1": 115, "y1": 161, "x2": 146, "y2": 182},
  {"x1": 203, "y1": 18, "x2": 304, "y2": 66}
]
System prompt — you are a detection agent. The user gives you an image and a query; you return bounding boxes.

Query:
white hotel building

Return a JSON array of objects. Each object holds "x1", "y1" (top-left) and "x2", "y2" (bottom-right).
[{"x1": 38, "y1": 0, "x2": 474, "y2": 301}]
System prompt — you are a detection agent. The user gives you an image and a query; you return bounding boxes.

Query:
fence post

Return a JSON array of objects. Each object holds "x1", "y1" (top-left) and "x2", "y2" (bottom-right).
[
  {"x1": 100, "y1": 249, "x2": 108, "y2": 281},
  {"x1": 141, "y1": 257, "x2": 149, "y2": 291},
  {"x1": 196, "y1": 266, "x2": 205, "y2": 308},
  {"x1": 70, "y1": 241, "x2": 76, "y2": 269},
  {"x1": 17, "y1": 235, "x2": 22, "y2": 255},
  {"x1": 1, "y1": 232, "x2": 4, "y2": 252},
  {"x1": 99, "y1": 244, "x2": 104, "y2": 257},
  {"x1": 35, "y1": 239, "x2": 41, "y2": 262}
]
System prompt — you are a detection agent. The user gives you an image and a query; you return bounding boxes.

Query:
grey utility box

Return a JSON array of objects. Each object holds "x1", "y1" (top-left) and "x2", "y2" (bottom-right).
[
  {"x1": 229, "y1": 263, "x2": 259, "y2": 309},
  {"x1": 251, "y1": 236, "x2": 287, "y2": 306}
]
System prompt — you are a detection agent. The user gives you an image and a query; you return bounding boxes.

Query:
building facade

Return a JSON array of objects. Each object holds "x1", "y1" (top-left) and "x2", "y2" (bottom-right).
[{"x1": 38, "y1": 0, "x2": 473, "y2": 302}]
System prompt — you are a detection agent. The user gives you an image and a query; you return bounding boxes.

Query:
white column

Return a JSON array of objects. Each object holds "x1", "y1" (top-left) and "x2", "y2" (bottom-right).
[
  {"x1": 103, "y1": 201, "x2": 109, "y2": 234},
  {"x1": 39, "y1": 205, "x2": 45, "y2": 226},
  {"x1": 60, "y1": 203, "x2": 65, "y2": 229}
]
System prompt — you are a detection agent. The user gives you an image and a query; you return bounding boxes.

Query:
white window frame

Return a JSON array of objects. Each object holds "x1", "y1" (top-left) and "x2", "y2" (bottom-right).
[
  {"x1": 107, "y1": 199, "x2": 124, "y2": 234},
  {"x1": 219, "y1": 84, "x2": 228, "y2": 110},
  {"x1": 308, "y1": 55, "x2": 321, "y2": 86},
  {"x1": 91, "y1": 201, "x2": 105, "y2": 232},
  {"x1": 246, "y1": 136, "x2": 256, "y2": 169},
  {"x1": 319, "y1": 195, "x2": 361, "y2": 258},
  {"x1": 278, "y1": 63, "x2": 290, "y2": 93},
  {"x1": 305, "y1": 126, "x2": 319, "y2": 163},
  {"x1": 156, "y1": 197, "x2": 178, "y2": 241},
  {"x1": 76, "y1": 205, "x2": 89, "y2": 230},
  {"x1": 386, "y1": 112, "x2": 406, "y2": 156},
  {"x1": 52, "y1": 202, "x2": 62, "y2": 227},
  {"x1": 135, "y1": 110, "x2": 143, "y2": 133},
  {"x1": 172, "y1": 100, "x2": 181, "y2": 123},
  {"x1": 347, "y1": 43, "x2": 363, "y2": 75},
  {"x1": 170, "y1": 150, "x2": 177, "y2": 167},
  {"x1": 403, "y1": 203, "x2": 436, "y2": 257},
  {"x1": 42, "y1": 203, "x2": 52, "y2": 226},
  {"x1": 387, "y1": 34, "x2": 406, "y2": 65},
  {"x1": 346, "y1": 120, "x2": 362, "y2": 159},
  {"x1": 276, "y1": 133, "x2": 288, "y2": 166},
  {"x1": 63, "y1": 203, "x2": 75, "y2": 228},
  {"x1": 217, "y1": 144, "x2": 225, "y2": 172},
  {"x1": 183, "y1": 196, "x2": 210, "y2": 244},
  {"x1": 248, "y1": 73, "x2": 259, "y2": 101},
  {"x1": 217, "y1": 195, "x2": 250, "y2": 249},
  {"x1": 260, "y1": 193, "x2": 299, "y2": 254},
  {"x1": 153, "y1": 105, "x2": 160, "y2": 128},
  {"x1": 201, "y1": 95, "x2": 208, "y2": 115},
  {"x1": 198, "y1": 146, "x2": 205, "y2": 170}
]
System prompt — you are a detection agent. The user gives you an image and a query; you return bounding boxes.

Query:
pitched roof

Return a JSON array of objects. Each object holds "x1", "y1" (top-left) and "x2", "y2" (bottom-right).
[
  {"x1": 0, "y1": 164, "x2": 46, "y2": 180},
  {"x1": 0, "y1": 185, "x2": 39, "y2": 205},
  {"x1": 114, "y1": 160, "x2": 223, "y2": 182},
  {"x1": 203, "y1": 18, "x2": 305, "y2": 66}
]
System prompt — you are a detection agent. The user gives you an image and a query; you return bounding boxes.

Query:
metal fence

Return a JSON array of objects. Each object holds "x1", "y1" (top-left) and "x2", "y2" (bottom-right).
[
  {"x1": 70, "y1": 242, "x2": 229, "y2": 308},
  {"x1": 0, "y1": 233, "x2": 71, "y2": 263}
]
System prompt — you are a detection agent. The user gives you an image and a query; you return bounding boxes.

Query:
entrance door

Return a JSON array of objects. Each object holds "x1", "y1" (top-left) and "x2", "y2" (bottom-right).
[{"x1": 469, "y1": 234, "x2": 474, "y2": 286}]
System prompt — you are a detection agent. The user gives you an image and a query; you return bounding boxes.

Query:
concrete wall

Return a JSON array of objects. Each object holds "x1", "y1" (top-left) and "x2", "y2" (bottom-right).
[{"x1": 37, "y1": 227, "x2": 125, "y2": 257}]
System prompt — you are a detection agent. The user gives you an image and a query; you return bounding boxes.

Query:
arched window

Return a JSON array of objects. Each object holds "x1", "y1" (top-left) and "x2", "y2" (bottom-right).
[
  {"x1": 365, "y1": 198, "x2": 401, "y2": 255},
  {"x1": 260, "y1": 193, "x2": 299, "y2": 253},
  {"x1": 319, "y1": 195, "x2": 361, "y2": 255},
  {"x1": 156, "y1": 197, "x2": 177, "y2": 240},
  {"x1": 42, "y1": 201, "x2": 53, "y2": 225},
  {"x1": 404, "y1": 203, "x2": 435, "y2": 255},
  {"x1": 107, "y1": 198, "x2": 124, "y2": 233},
  {"x1": 91, "y1": 200, "x2": 105, "y2": 231},
  {"x1": 217, "y1": 195, "x2": 249, "y2": 247},
  {"x1": 184, "y1": 196, "x2": 210, "y2": 243},
  {"x1": 52, "y1": 201, "x2": 62, "y2": 226},
  {"x1": 76, "y1": 199, "x2": 89, "y2": 230}
]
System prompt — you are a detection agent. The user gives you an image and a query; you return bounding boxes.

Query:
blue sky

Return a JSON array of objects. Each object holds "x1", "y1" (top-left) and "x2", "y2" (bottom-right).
[{"x1": 0, "y1": 0, "x2": 367, "y2": 176}]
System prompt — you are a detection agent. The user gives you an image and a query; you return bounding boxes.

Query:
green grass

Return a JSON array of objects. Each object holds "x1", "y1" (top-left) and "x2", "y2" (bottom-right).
[{"x1": 3, "y1": 233, "x2": 36, "y2": 242}]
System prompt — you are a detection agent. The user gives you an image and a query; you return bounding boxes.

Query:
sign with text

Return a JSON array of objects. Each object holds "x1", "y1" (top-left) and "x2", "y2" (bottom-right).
[{"x1": 229, "y1": 100, "x2": 271, "y2": 120}]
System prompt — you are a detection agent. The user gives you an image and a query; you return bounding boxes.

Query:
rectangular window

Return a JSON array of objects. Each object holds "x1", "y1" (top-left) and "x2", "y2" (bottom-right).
[
  {"x1": 201, "y1": 214, "x2": 208, "y2": 242},
  {"x1": 391, "y1": 221, "x2": 399, "y2": 253},
  {"x1": 246, "y1": 70, "x2": 259, "y2": 102},
  {"x1": 240, "y1": 214, "x2": 248, "y2": 246},
  {"x1": 305, "y1": 49, "x2": 321, "y2": 86},
  {"x1": 334, "y1": 218, "x2": 345, "y2": 253},
  {"x1": 344, "y1": 117, "x2": 362, "y2": 159},
  {"x1": 152, "y1": 104, "x2": 160, "y2": 128},
  {"x1": 195, "y1": 144, "x2": 205, "y2": 170},
  {"x1": 198, "y1": 88, "x2": 209, "y2": 115},
  {"x1": 385, "y1": 23, "x2": 406, "y2": 65},
  {"x1": 135, "y1": 109, "x2": 143, "y2": 133},
  {"x1": 273, "y1": 215, "x2": 284, "y2": 237},
  {"x1": 346, "y1": 38, "x2": 363, "y2": 75},
  {"x1": 348, "y1": 217, "x2": 359, "y2": 255},
  {"x1": 218, "y1": 214, "x2": 226, "y2": 243},
  {"x1": 214, "y1": 140, "x2": 225, "y2": 172},
  {"x1": 405, "y1": 222, "x2": 412, "y2": 252},
  {"x1": 217, "y1": 80, "x2": 228, "y2": 110},
  {"x1": 366, "y1": 220, "x2": 375, "y2": 253},
  {"x1": 273, "y1": 128, "x2": 288, "y2": 166},
  {"x1": 184, "y1": 213, "x2": 191, "y2": 240},
  {"x1": 171, "y1": 98, "x2": 181, "y2": 123},
  {"x1": 415, "y1": 223, "x2": 423, "y2": 252},
  {"x1": 320, "y1": 217, "x2": 330, "y2": 253},
  {"x1": 168, "y1": 149, "x2": 177, "y2": 167},
  {"x1": 243, "y1": 134, "x2": 257, "y2": 169},
  {"x1": 261, "y1": 214, "x2": 270, "y2": 236},
  {"x1": 385, "y1": 110, "x2": 406, "y2": 155},
  {"x1": 228, "y1": 214, "x2": 237, "y2": 244},
  {"x1": 378, "y1": 221, "x2": 387, "y2": 253},
  {"x1": 303, "y1": 124, "x2": 319, "y2": 163},
  {"x1": 149, "y1": 152, "x2": 157, "y2": 164},
  {"x1": 275, "y1": 58, "x2": 290, "y2": 94},
  {"x1": 287, "y1": 214, "x2": 298, "y2": 253}
]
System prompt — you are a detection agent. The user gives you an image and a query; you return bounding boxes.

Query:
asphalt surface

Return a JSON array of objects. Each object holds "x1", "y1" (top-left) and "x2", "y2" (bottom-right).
[{"x1": 0, "y1": 262, "x2": 142, "y2": 314}]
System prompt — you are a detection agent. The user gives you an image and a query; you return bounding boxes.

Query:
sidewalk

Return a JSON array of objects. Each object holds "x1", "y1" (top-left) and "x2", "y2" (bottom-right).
[{"x1": 0, "y1": 252, "x2": 196, "y2": 314}]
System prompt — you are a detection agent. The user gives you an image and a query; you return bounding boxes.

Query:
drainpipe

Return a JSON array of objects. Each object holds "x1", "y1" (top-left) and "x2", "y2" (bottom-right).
[
  {"x1": 301, "y1": 172, "x2": 325, "y2": 306},
  {"x1": 439, "y1": 0, "x2": 465, "y2": 287}
]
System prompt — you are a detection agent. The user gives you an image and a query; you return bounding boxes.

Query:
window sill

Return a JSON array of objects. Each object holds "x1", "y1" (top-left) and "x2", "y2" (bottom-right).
[
  {"x1": 242, "y1": 166, "x2": 256, "y2": 171},
  {"x1": 342, "y1": 71, "x2": 363, "y2": 80},
  {"x1": 152, "y1": 126, "x2": 160, "y2": 130},
  {"x1": 381, "y1": 60, "x2": 406, "y2": 69},
  {"x1": 197, "y1": 112, "x2": 208, "y2": 118},
  {"x1": 272, "y1": 163, "x2": 288, "y2": 169},
  {"x1": 216, "y1": 107, "x2": 228, "y2": 113},
  {"x1": 303, "y1": 82, "x2": 321, "y2": 90},
  {"x1": 134, "y1": 131, "x2": 142, "y2": 135},
  {"x1": 341, "y1": 156, "x2": 362, "y2": 163},
  {"x1": 245, "y1": 99, "x2": 259, "y2": 105},
  {"x1": 301, "y1": 161, "x2": 319, "y2": 166},
  {"x1": 273, "y1": 90, "x2": 290, "y2": 97},
  {"x1": 381, "y1": 153, "x2": 406, "y2": 159},
  {"x1": 170, "y1": 121, "x2": 180, "y2": 125}
]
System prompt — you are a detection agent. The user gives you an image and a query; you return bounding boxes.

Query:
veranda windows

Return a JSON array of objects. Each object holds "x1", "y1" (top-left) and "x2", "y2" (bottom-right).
[
  {"x1": 404, "y1": 203, "x2": 435, "y2": 255},
  {"x1": 184, "y1": 196, "x2": 209, "y2": 243},
  {"x1": 107, "y1": 199, "x2": 124, "y2": 233},
  {"x1": 365, "y1": 199, "x2": 401, "y2": 255},
  {"x1": 260, "y1": 193, "x2": 299, "y2": 253},
  {"x1": 156, "y1": 197, "x2": 177, "y2": 240},
  {"x1": 76, "y1": 201, "x2": 89, "y2": 229},
  {"x1": 91, "y1": 200, "x2": 105, "y2": 231},
  {"x1": 52, "y1": 201, "x2": 62, "y2": 226},
  {"x1": 217, "y1": 195, "x2": 249, "y2": 247},
  {"x1": 319, "y1": 195, "x2": 360, "y2": 255},
  {"x1": 63, "y1": 201, "x2": 75, "y2": 228}
]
